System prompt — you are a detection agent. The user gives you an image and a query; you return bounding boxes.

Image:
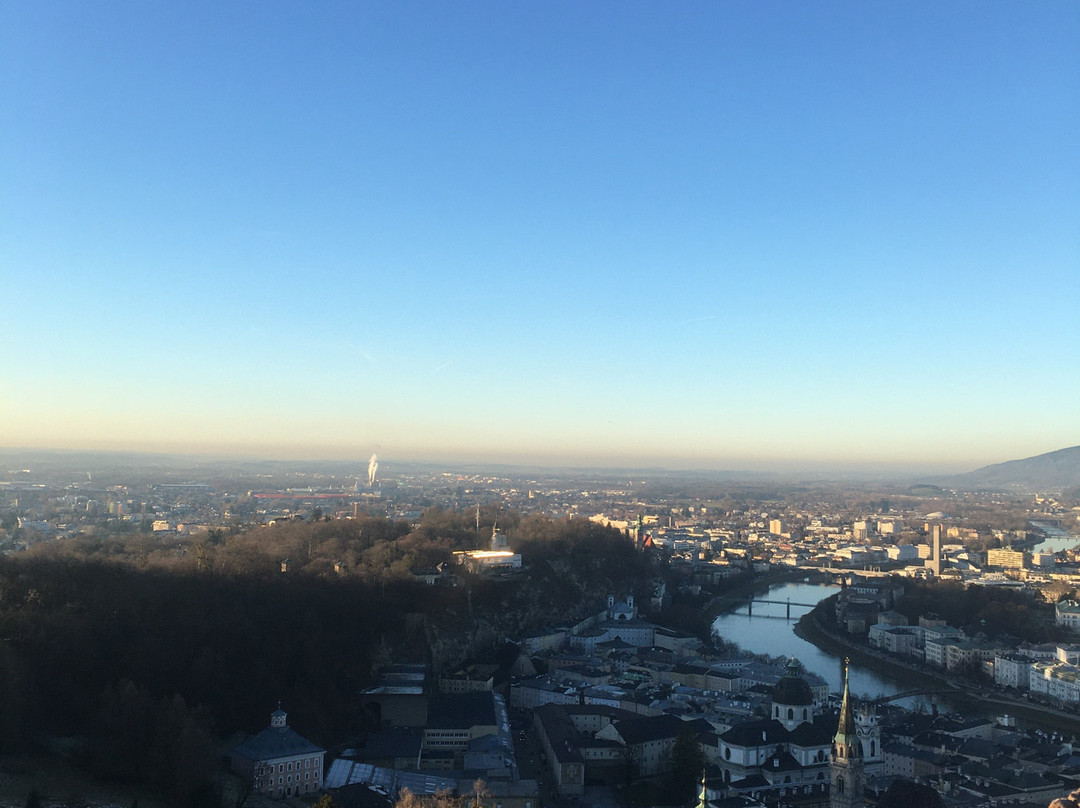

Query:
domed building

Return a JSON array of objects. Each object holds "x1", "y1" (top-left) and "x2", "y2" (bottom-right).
[
  {"x1": 772, "y1": 657, "x2": 816, "y2": 730},
  {"x1": 716, "y1": 658, "x2": 836, "y2": 802}
]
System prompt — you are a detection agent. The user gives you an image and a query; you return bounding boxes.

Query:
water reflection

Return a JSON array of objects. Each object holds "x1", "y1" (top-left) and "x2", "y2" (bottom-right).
[
  {"x1": 711, "y1": 580, "x2": 941, "y2": 711},
  {"x1": 1031, "y1": 521, "x2": 1080, "y2": 554}
]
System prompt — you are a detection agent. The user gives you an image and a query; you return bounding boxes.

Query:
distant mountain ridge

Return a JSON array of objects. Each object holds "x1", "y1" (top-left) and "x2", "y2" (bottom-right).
[{"x1": 945, "y1": 445, "x2": 1080, "y2": 491}]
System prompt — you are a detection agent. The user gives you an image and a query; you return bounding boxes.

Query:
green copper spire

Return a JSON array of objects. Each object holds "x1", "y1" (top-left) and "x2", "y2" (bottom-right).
[{"x1": 836, "y1": 658, "x2": 858, "y2": 744}]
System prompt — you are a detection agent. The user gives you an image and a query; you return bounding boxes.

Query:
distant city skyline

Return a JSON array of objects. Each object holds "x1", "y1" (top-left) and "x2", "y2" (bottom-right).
[{"x1": 2, "y1": 2, "x2": 1077, "y2": 472}]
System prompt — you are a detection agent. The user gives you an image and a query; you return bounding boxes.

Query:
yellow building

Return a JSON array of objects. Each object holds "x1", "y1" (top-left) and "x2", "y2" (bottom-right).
[{"x1": 986, "y1": 548, "x2": 1029, "y2": 570}]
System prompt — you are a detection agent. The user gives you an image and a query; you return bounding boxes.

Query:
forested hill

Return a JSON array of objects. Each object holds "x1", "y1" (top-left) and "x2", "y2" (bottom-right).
[
  {"x1": 941, "y1": 445, "x2": 1080, "y2": 492},
  {"x1": 0, "y1": 510, "x2": 651, "y2": 803}
]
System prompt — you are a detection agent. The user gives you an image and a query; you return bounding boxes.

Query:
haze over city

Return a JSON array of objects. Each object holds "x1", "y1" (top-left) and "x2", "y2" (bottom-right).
[{"x1": 2, "y1": 2, "x2": 1077, "y2": 471}]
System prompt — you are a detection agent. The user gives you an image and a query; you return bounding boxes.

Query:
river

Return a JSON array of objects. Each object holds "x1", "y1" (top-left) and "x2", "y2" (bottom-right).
[
  {"x1": 1031, "y1": 520, "x2": 1080, "y2": 554},
  {"x1": 711, "y1": 578, "x2": 942, "y2": 710}
]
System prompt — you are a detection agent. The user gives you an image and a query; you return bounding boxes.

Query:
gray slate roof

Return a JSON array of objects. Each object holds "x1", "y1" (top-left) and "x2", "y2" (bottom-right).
[
  {"x1": 720, "y1": 718, "x2": 788, "y2": 747},
  {"x1": 233, "y1": 724, "x2": 325, "y2": 762},
  {"x1": 787, "y1": 715, "x2": 837, "y2": 747},
  {"x1": 427, "y1": 692, "x2": 496, "y2": 730},
  {"x1": 615, "y1": 713, "x2": 685, "y2": 745}
]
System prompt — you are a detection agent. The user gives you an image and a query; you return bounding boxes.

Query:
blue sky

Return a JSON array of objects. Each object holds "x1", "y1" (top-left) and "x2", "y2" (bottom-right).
[{"x1": 2, "y1": 2, "x2": 1077, "y2": 471}]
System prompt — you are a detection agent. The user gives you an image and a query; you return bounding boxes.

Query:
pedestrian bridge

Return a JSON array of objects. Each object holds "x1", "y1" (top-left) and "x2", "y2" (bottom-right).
[{"x1": 742, "y1": 597, "x2": 820, "y2": 619}]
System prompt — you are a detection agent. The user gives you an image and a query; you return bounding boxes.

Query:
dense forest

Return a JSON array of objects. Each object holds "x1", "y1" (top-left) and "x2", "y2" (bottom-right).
[{"x1": 0, "y1": 510, "x2": 653, "y2": 805}]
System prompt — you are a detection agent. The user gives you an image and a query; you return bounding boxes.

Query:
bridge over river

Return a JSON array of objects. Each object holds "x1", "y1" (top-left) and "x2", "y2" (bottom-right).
[
  {"x1": 744, "y1": 596, "x2": 819, "y2": 619},
  {"x1": 868, "y1": 686, "x2": 972, "y2": 706}
]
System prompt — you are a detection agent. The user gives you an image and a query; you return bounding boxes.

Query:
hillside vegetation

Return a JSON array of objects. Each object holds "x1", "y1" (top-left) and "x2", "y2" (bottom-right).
[{"x1": 0, "y1": 510, "x2": 651, "y2": 805}]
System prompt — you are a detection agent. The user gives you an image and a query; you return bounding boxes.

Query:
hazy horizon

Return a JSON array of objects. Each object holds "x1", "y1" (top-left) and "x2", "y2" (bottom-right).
[
  {"x1": 1, "y1": 440, "x2": 1061, "y2": 479},
  {"x1": 3, "y1": 3, "x2": 1077, "y2": 470}
]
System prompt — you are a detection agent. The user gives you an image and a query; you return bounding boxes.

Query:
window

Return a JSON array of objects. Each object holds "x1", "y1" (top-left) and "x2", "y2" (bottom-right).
[
  {"x1": 787, "y1": 708, "x2": 793, "y2": 720},
  {"x1": 837, "y1": 776, "x2": 844, "y2": 795},
  {"x1": 870, "y1": 740, "x2": 875, "y2": 756}
]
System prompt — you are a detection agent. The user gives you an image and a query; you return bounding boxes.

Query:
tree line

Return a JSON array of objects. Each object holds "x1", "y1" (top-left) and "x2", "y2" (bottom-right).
[{"x1": 894, "y1": 579, "x2": 1067, "y2": 643}]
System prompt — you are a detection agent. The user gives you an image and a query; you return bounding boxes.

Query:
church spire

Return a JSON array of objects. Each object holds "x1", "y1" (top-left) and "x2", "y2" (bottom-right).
[
  {"x1": 837, "y1": 658, "x2": 856, "y2": 737},
  {"x1": 831, "y1": 659, "x2": 864, "y2": 808},
  {"x1": 695, "y1": 770, "x2": 707, "y2": 808}
]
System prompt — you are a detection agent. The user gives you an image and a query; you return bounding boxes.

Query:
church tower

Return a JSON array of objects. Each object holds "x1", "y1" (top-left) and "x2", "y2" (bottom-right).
[
  {"x1": 855, "y1": 702, "x2": 882, "y2": 776},
  {"x1": 831, "y1": 660, "x2": 864, "y2": 808}
]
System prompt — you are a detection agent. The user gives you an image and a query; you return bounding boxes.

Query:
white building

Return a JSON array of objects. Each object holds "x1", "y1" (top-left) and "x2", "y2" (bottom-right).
[
  {"x1": 1033, "y1": 552, "x2": 1057, "y2": 568},
  {"x1": 886, "y1": 545, "x2": 920, "y2": 562},
  {"x1": 1056, "y1": 601, "x2": 1080, "y2": 631},
  {"x1": 922, "y1": 625, "x2": 964, "y2": 669},
  {"x1": 717, "y1": 660, "x2": 834, "y2": 791},
  {"x1": 994, "y1": 654, "x2": 1033, "y2": 690},
  {"x1": 231, "y1": 709, "x2": 325, "y2": 799},
  {"x1": 924, "y1": 637, "x2": 957, "y2": 669},
  {"x1": 1030, "y1": 661, "x2": 1080, "y2": 703},
  {"x1": 868, "y1": 625, "x2": 921, "y2": 657},
  {"x1": 945, "y1": 640, "x2": 1003, "y2": 673}
]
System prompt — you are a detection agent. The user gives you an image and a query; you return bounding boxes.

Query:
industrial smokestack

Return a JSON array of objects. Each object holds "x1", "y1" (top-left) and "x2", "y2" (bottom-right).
[{"x1": 367, "y1": 454, "x2": 378, "y2": 487}]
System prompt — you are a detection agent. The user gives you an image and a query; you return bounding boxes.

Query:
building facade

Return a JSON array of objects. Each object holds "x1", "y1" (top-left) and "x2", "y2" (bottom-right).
[
  {"x1": 230, "y1": 708, "x2": 325, "y2": 799},
  {"x1": 717, "y1": 659, "x2": 833, "y2": 791},
  {"x1": 1056, "y1": 601, "x2": 1080, "y2": 631}
]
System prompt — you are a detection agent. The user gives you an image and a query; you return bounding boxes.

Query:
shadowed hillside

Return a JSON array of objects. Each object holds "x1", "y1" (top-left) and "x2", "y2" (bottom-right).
[{"x1": 935, "y1": 445, "x2": 1080, "y2": 492}]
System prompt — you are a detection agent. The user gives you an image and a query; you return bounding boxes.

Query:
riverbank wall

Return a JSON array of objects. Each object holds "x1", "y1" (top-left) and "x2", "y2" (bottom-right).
[
  {"x1": 794, "y1": 598, "x2": 1080, "y2": 734},
  {"x1": 793, "y1": 599, "x2": 957, "y2": 695}
]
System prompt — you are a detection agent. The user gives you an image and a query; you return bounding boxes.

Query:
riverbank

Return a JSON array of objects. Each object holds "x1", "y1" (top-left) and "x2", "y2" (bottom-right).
[
  {"x1": 793, "y1": 604, "x2": 962, "y2": 696},
  {"x1": 794, "y1": 602, "x2": 1080, "y2": 734}
]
